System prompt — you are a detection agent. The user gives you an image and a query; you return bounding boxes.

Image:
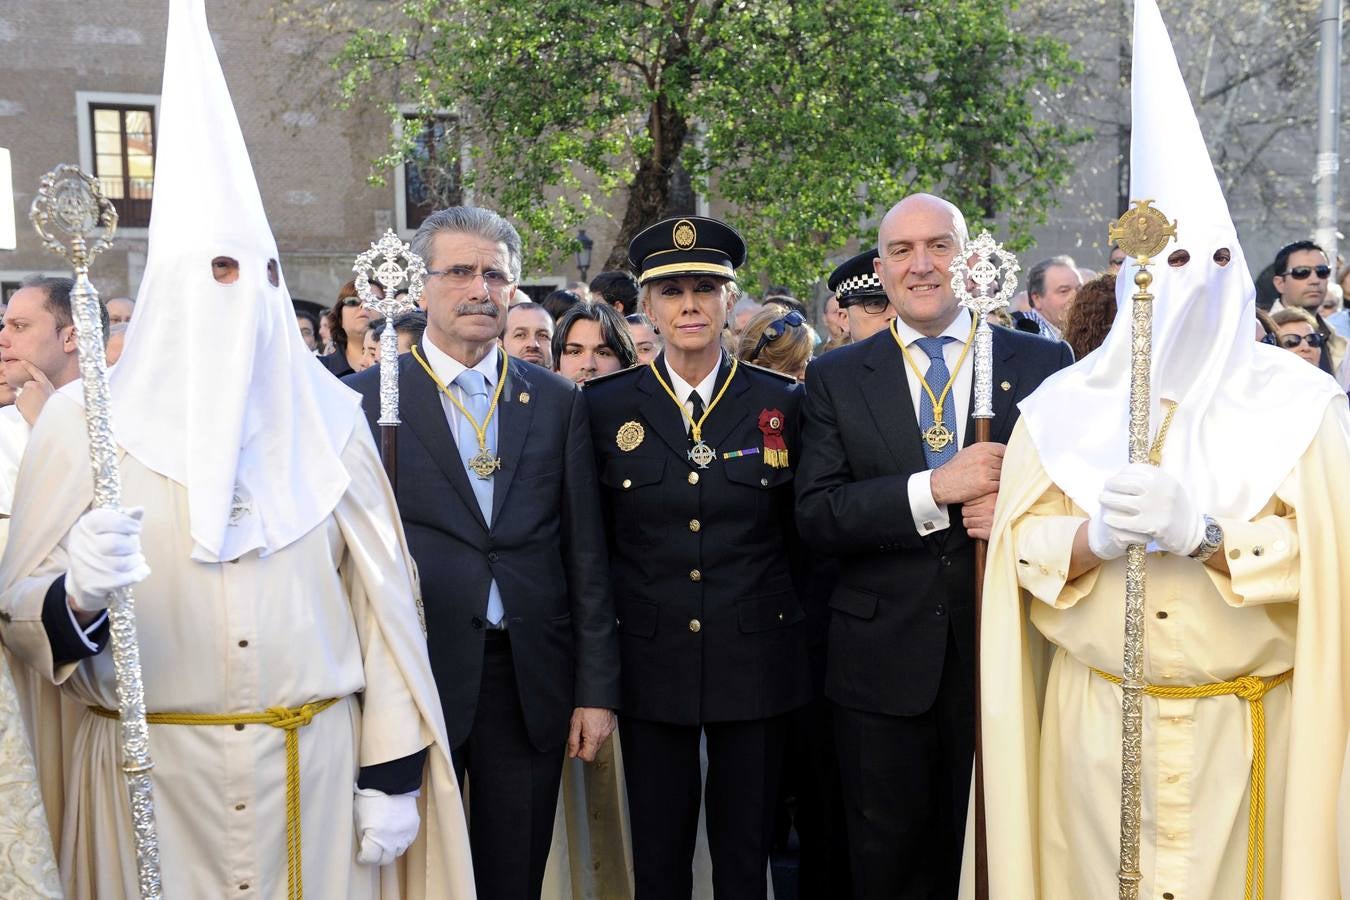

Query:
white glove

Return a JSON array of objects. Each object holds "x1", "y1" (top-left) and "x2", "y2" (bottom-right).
[
  {"x1": 354, "y1": 788, "x2": 420, "y2": 867},
  {"x1": 1096, "y1": 463, "x2": 1206, "y2": 557},
  {"x1": 65, "y1": 507, "x2": 151, "y2": 614},
  {"x1": 1087, "y1": 512, "x2": 1149, "y2": 561}
]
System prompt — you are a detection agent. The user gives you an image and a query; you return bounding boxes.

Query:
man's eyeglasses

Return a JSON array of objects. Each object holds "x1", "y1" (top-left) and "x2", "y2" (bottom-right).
[
  {"x1": 1278, "y1": 332, "x2": 1325, "y2": 349},
  {"x1": 841, "y1": 295, "x2": 891, "y2": 315},
  {"x1": 750, "y1": 311, "x2": 805, "y2": 361},
  {"x1": 427, "y1": 265, "x2": 515, "y2": 292},
  {"x1": 1279, "y1": 265, "x2": 1331, "y2": 280}
]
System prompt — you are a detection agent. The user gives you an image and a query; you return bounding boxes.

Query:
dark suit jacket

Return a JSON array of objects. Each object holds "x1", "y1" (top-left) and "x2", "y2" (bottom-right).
[
  {"x1": 795, "y1": 325, "x2": 1073, "y2": 717},
  {"x1": 347, "y1": 351, "x2": 620, "y2": 751},
  {"x1": 584, "y1": 355, "x2": 812, "y2": 725},
  {"x1": 320, "y1": 349, "x2": 355, "y2": 379}
]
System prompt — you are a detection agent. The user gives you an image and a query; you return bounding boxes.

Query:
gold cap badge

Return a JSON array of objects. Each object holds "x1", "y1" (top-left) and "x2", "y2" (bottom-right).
[
  {"x1": 673, "y1": 219, "x2": 697, "y2": 250},
  {"x1": 616, "y1": 421, "x2": 645, "y2": 452}
]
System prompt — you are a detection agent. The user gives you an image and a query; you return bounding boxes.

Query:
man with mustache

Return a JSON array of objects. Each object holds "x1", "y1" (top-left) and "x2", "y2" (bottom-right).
[{"x1": 346, "y1": 206, "x2": 620, "y2": 900}]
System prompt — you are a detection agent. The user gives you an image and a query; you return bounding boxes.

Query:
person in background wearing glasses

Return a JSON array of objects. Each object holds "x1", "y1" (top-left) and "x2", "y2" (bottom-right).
[
  {"x1": 737, "y1": 305, "x2": 814, "y2": 381},
  {"x1": 826, "y1": 247, "x2": 899, "y2": 343},
  {"x1": 346, "y1": 206, "x2": 620, "y2": 900},
  {"x1": 319, "y1": 278, "x2": 380, "y2": 378},
  {"x1": 1270, "y1": 306, "x2": 1334, "y2": 373},
  {"x1": 585, "y1": 216, "x2": 811, "y2": 900},
  {"x1": 1271, "y1": 240, "x2": 1347, "y2": 380}
]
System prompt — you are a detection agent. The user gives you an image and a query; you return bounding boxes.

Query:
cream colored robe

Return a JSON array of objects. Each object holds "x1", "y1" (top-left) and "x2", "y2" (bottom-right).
[
  {"x1": 965, "y1": 408, "x2": 1350, "y2": 899},
  {"x1": 0, "y1": 395, "x2": 474, "y2": 900},
  {"x1": 0, "y1": 646, "x2": 61, "y2": 897}
]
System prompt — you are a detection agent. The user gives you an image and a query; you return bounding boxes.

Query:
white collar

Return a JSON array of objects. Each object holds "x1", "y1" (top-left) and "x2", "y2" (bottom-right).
[
  {"x1": 664, "y1": 353, "x2": 721, "y2": 408},
  {"x1": 422, "y1": 335, "x2": 500, "y2": 390},
  {"x1": 893, "y1": 308, "x2": 972, "y2": 351}
]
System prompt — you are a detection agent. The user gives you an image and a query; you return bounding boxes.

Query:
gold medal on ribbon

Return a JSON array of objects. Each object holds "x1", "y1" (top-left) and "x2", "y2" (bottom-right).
[
  {"x1": 891, "y1": 319, "x2": 977, "y2": 458},
  {"x1": 649, "y1": 358, "x2": 740, "y2": 470},
  {"x1": 923, "y1": 423, "x2": 955, "y2": 452},
  {"x1": 412, "y1": 345, "x2": 508, "y2": 480}
]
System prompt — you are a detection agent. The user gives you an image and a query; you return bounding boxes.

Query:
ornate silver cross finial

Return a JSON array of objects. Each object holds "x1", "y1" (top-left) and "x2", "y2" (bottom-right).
[
  {"x1": 950, "y1": 231, "x2": 1020, "y2": 420},
  {"x1": 353, "y1": 229, "x2": 427, "y2": 427},
  {"x1": 31, "y1": 165, "x2": 118, "y2": 269}
]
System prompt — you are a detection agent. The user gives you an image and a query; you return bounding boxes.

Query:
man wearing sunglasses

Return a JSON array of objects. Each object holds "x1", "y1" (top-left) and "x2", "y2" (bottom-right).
[
  {"x1": 826, "y1": 248, "x2": 899, "y2": 343},
  {"x1": 1272, "y1": 240, "x2": 1347, "y2": 382}
]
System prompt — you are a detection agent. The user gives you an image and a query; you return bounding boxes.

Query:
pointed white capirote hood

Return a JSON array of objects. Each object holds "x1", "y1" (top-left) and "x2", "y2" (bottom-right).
[
  {"x1": 1017, "y1": 0, "x2": 1340, "y2": 521},
  {"x1": 109, "y1": 0, "x2": 361, "y2": 562}
]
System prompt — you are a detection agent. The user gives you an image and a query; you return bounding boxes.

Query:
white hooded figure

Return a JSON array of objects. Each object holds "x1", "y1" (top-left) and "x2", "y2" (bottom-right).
[
  {"x1": 0, "y1": 0, "x2": 475, "y2": 897},
  {"x1": 963, "y1": 0, "x2": 1350, "y2": 897}
]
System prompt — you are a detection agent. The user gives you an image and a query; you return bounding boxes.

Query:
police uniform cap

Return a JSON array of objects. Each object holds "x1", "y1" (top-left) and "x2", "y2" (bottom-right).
[
  {"x1": 628, "y1": 216, "x2": 747, "y2": 287},
  {"x1": 827, "y1": 248, "x2": 887, "y2": 307}
]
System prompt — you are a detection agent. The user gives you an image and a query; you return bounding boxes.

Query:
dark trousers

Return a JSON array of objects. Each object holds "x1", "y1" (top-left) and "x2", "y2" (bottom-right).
[
  {"x1": 621, "y1": 715, "x2": 789, "y2": 900},
  {"x1": 833, "y1": 627, "x2": 974, "y2": 900},
  {"x1": 452, "y1": 631, "x2": 564, "y2": 900},
  {"x1": 780, "y1": 696, "x2": 853, "y2": 899}
]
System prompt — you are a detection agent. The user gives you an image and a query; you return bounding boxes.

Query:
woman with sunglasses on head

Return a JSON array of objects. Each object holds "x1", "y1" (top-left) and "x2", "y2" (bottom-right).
[
  {"x1": 584, "y1": 216, "x2": 811, "y2": 900},
  {"x1": 319, "y1": 278, "x2": 381, "y2": 378},
  {"x1": 1270, "y1": 306, "x2": 1334, "y2": 373},
  {"x1": 737, "y1": 304, "x2": 815, "y2": 382}
]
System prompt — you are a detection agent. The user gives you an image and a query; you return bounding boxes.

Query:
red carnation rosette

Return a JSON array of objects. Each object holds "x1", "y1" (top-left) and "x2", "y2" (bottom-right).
[{"x1": 757, "y1": 409, "x2": 789, "y2": 468}]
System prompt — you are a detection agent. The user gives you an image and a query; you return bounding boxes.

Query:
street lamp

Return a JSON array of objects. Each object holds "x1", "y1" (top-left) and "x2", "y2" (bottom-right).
[{"x1": 575, "y1": 228, "x2": 594, "y2": 283}]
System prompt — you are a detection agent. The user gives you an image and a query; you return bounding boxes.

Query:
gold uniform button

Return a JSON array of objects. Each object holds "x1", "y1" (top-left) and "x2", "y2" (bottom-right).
[
  {"x1": 689, "y1": 569, "x2": 702, "y2": 582},
  {"x1": 1228, "y1": 548, "x2": 1241, "y2": 560},
  {"x1": 688, "y1": 471, "x2": 700, "y2": 485},
  {"x1": 689, "y1": 519, "x2": 701, "y2": 532},
  {"x1": 622, "y1": 479, "x2": 633, "y2": 489},
  {"x1": 689, "y1": 619, "x2": 702, "y2": 633},
  {"x1": 760, "y1": 477, "x2": 769, "y2": 487}
]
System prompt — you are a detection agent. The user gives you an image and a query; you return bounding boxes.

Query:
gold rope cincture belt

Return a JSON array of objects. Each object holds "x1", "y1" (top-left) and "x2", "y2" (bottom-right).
[
  {"x1": 1091, "y1": 668, "x2": 1292, "y2": 900},
  {"x1": 92, "y1": 697, "x2": 341, "y2": 900}
]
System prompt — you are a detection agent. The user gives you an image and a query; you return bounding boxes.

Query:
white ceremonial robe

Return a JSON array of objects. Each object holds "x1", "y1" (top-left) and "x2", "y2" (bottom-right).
[
  {"x1": 964, "y1": 408, "x2": 1350, "y2": 900},
  {"x1": 0, "y1": 646, "x2": 61, "y2": 897},
  {"x1": 0, "y1": 394, "x2": 475, "y2": 900}
]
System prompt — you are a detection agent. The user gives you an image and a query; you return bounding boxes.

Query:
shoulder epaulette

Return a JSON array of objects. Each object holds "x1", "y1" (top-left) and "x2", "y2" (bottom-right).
[{"x1": 738, "y1": 360, "x2": 798, "y2": 383}]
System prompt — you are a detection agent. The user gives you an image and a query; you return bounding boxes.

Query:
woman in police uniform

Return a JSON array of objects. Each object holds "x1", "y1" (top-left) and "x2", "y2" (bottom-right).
[{"x1": 584, "y1": 216, "x2": 811, "y2": 899}]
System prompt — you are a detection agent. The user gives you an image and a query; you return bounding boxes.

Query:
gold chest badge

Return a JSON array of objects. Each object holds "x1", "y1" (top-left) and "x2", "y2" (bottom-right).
[{"x1": 616, "y1": 421, "x2": 645, "y2": 452}]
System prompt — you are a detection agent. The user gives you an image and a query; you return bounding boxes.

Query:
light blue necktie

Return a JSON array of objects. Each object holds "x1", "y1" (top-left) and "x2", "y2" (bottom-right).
[
  {"x1": 915, "y1": 336, "x2": 958, "y2": 469},
  {"x1": 454, "y1": 368, "x2": 504, "y2": 626}
]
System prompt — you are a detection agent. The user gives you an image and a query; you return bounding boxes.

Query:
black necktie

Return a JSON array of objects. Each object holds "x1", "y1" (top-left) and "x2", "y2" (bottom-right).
[{"x1": 687, "y1": 390, "x2": 705, "y2": 447}]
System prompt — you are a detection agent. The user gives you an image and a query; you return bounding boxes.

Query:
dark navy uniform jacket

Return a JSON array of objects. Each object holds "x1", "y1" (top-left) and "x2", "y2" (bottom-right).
[{"x1": 585, "y1": 354, "x2": 812, "y2": 725}]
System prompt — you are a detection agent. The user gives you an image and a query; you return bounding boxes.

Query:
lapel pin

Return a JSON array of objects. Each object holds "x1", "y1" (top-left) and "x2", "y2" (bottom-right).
[
  {"x1": 1000, "y1": 381, "x2": 1011, "y2": 392},
  {"x1": 519, "y1": 392, "x2": 530, "y2": 404}
]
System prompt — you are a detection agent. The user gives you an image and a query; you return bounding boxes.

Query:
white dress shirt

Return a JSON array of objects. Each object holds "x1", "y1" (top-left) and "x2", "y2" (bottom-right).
[
  {"x1": 664, "y1": 356, "x2": 720, "y2": 433},
  {"x1": 895, "y1": 309, "x2": 974, "y2": 536},
  {"x1": 419, "y1": 336, "x2": 502, "y2": 432}
]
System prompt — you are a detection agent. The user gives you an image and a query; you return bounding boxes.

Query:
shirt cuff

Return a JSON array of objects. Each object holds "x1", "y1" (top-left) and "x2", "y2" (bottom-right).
[
  {"x1": 907, "y1": 470, "x2": 949, "y2": 536},
  {"x1": 1014, "y1": 515, "x2": 1095, "y2": 609},
  {"x1": 1206, "y1": 515, "x2": 1299, "y2": 607}
]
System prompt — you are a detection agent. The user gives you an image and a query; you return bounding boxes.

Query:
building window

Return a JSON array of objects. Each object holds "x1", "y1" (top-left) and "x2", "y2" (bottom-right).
[
  {"x1": 90, "y1": 104, "x2": 156, "y2": 228},
  {"x1": 401, "y1": 115, "x2": 463, "y2": 232}
]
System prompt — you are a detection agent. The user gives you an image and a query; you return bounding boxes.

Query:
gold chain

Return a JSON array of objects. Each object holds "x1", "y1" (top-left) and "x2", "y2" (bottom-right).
[
  {"x1": 649, "y1": 357, "x2": 739, "y2": 443},
  {"x1": 412, "y1": 344, "x2": 508, "y2": 456},
  {"x1": 891, "y1": 315, "x2": 978, "y2": 427},
  {"x1": 1148, "y1": 399, "x2": 1179, "y2": 466}
]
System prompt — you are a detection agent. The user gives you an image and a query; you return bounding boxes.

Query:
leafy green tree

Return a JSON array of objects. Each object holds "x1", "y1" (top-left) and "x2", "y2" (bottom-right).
[{"x1": 296, "y1": 0, "x2": 1086, "y2": 288}]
